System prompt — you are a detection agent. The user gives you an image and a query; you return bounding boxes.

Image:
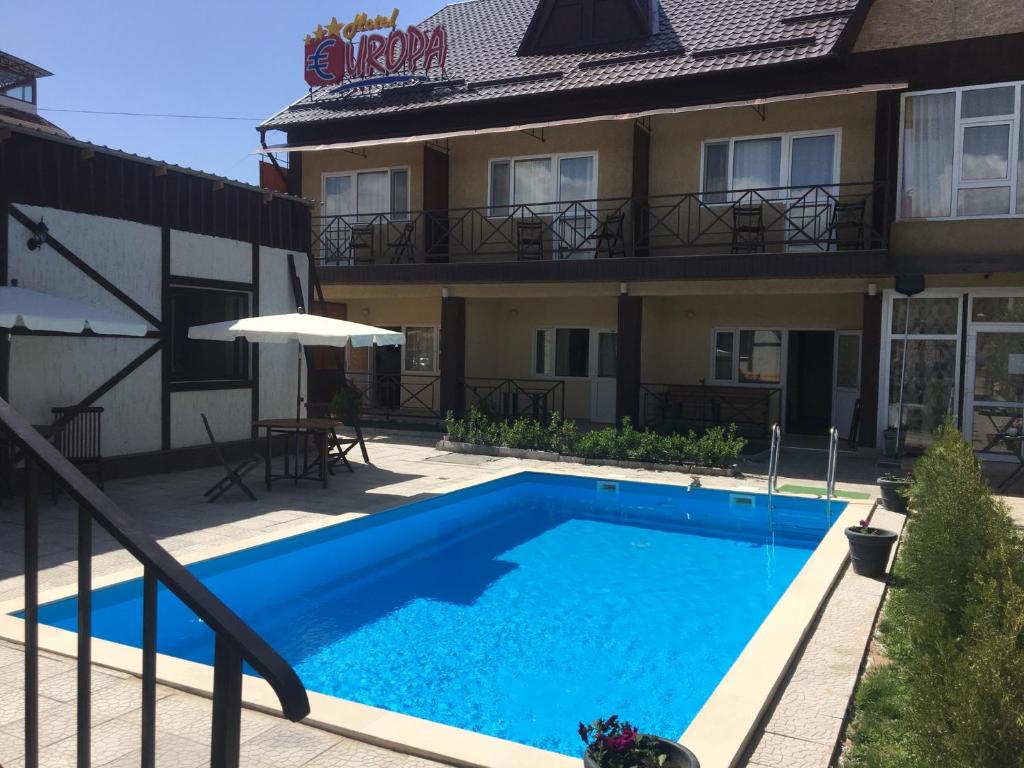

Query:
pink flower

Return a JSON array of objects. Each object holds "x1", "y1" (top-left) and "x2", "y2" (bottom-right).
[{"x1": 859, "y1": 519, "x2": 869, "y2": 528}]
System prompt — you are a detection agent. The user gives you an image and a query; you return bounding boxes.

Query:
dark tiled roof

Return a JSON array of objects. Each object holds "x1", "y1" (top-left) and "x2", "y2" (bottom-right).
[{"x1": 262, "y1": 0, "x2": 867, "y2": 131}]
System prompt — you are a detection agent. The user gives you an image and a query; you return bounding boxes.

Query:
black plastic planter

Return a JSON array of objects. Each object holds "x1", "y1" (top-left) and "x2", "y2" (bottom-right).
[
  {"x1": 845, "y1": 527, "x2": 898, "y2": 577},
  {"x1": 584, "y1": 738, "x2": 699, "y2": 768},
  {"x1": 877, "y1": 477, "x2": 912, "y2": 514}
]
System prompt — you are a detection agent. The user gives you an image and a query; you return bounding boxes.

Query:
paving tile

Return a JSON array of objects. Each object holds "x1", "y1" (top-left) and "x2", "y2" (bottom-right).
[
  {"x1": 746, "y1": 731, "x2": 835, "y2": 768},
  {"x1": 303, "y1": 738, "x2": 431, "y2": 767},
  {"x1": 237, "y1": 722, "x2": 341, "y2": 768}
]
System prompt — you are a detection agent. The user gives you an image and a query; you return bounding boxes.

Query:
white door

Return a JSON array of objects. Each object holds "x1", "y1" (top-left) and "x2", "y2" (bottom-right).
[
  {"x1": 787, "y1": 134, "x2": 838, "y2": 251},
  {"x1": 832, "y1": 331, "x2": 861, "y2": 440},
  {"x1": 964, "y1": 325, "x2": 1024, "y2": 461},
  {"x1": 590, "y1": 329, "x2": 617, "y2": 423}
]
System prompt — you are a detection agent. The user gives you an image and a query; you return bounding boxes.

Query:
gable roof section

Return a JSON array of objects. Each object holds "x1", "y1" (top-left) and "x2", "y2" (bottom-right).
[
  {"x1": 261, "y1": 0, "x2": 873, "y2": 133},
  {"x1": 517, "y1": 0, "x2": 655, "y2": 54}
]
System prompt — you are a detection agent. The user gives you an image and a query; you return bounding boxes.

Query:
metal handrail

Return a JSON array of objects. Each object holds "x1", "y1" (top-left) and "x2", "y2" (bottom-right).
[
  {"x1": 312, "y1": 180, "x2": 888, "y2": 266},
  {"x1": 825, "y1": 426, "x2": 840, "y2": 526},
  {"x1": 767, "y1": 423, "x2": 781, "y2": 522},
  {"x1": 0, "y1": 397, "x2": 309, "y2": 768},
  {"x1": 462, "y1": 377, "x2": 566, "y2": 421}
]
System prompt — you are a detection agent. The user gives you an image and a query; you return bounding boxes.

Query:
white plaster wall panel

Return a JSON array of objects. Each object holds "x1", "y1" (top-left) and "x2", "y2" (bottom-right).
[
  {"x1": 170, "y1": 390, "x2": 251, "y2": 448},
  {"x1": 8, "y1": 205, "x2": 161, "y2": 322},
  {"x1": 259, "y1": 248, "x2": 309, "y2": 421},
  {"x1": 8, "y1": 336, "x2": 161, "y2": 456},
  {"x1": 169, "y1": 230, "x2": 252, "y2": 283}
]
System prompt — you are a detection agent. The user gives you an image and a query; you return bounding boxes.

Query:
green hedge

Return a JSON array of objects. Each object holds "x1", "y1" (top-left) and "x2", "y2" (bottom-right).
[
  {"x1": 444, "y1": 409, "x2": 745, "y2": 468},
  {"x1": 846, "y1": 422, "x2": 1024, "y2": 768}
]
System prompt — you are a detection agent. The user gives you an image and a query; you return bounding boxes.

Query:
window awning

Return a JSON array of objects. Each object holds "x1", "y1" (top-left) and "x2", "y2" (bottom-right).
[{"x1": 257, "y1": 82, "x2": 908, "y2": 154}]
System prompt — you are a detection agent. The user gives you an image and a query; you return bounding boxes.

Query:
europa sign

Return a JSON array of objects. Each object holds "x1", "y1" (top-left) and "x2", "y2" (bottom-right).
[{"x1": 303, "y1": 9, "x2": 448, "y2": 89}]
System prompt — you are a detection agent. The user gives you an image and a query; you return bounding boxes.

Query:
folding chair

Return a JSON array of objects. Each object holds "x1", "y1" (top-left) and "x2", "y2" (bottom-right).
[
  {"x1": 304, "y1": 403, "x2": 362, "y2": 473},
  {"x1": 201, "y1": 414, "x2": 260, "y2": 501}
]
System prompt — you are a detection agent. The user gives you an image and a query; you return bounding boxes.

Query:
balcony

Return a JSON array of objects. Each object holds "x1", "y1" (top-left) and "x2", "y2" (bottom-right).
[{"x1": 312, "y1": 181, "x2": 888, "y2": 271}]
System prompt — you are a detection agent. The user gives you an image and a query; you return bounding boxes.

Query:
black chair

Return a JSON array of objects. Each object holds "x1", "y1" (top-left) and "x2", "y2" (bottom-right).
[
  {"x1": 51, "y1": 406, "x2": 104, "y2": 490},
  {"x1": 201, "y1": 414, "x2": 260, "y2": 501},
  {"x1": 516, "y1": 219, "x2": 545, "y2": 261},
  {"x1": 386, "y1": 222, "x2": 416, "y2": 264},
  {"x1": 829, "y1": 198, "x2": 868, "y2": 250},
  {"x1": 304, "y1": 403, "x2": 367, "y2": 470},
  {"x1": 349, "y1": 224, "x2": 375, "y2": 265},
  {"x1": 588, "y1": 213, "x2": 626, "y2": 258},
  {"x1": 731, "y1": 204, "x2": 766, "y2": 253}
]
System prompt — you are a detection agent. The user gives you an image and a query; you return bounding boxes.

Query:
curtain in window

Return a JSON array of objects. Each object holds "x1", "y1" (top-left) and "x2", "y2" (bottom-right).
[
  {"x1": 323, "y1": 175, "x2": 353, "y2": 216},
  {"x1": 558, "y1": 156, "x2": 594, "y2": 202},
  {"x1": 403, "y1": 327, "x2": 435, "y2": 372},
  {"x1": 703, "y1": 141, "x2": 729, "y2": 202},
  {"x1": 732, "y1": 138, "x2": 781, "y2": 192},
  {"x1": 790, "y1": 135, "x2": 836, "y2": 189},
  {"x1": 1018, "y1": 94, "x2": 1024, "y2": 214},
  {"x1": 490, "y1": 161, "x2": 511, "y2": 215},
  {"x1": 356, "y1": 171, "x2": 389, "y2": 218},
  {"x1": 514, "y1": 158, "x2": 553, "y2": 207},
  {"x1": 390, "y1": 169, "x2": 409, "y2": 218},
  {"x1": 901, "y1": 92, "x2": 956, "y2": 218}
]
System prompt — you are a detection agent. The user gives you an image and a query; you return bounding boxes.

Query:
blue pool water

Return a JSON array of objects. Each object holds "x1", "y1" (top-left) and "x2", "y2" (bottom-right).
[{"x1": 27, "y1": 473, "x2": 842, "y2": 755}]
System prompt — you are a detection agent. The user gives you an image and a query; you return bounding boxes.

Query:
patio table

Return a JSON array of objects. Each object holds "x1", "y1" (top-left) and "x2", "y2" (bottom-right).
[{"x1": 254, "y1": 418, "x2": 336, "y2": 491}]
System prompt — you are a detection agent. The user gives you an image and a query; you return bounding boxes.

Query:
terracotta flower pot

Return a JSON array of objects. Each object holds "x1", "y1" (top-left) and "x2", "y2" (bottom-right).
[{"x1": 583, "y1": 737, "x2": 700, "y2": 768}]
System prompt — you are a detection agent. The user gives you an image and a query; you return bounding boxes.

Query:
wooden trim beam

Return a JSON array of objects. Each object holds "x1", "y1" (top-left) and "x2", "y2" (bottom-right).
[{"x1": 440, "y1": 296, "x2": 466, "y2": 417}]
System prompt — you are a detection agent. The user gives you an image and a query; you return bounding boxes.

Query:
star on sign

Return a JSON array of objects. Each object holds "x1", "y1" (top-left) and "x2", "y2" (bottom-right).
[{"x1": 326, "y1": 17, "x2": 342, "y2": 37}]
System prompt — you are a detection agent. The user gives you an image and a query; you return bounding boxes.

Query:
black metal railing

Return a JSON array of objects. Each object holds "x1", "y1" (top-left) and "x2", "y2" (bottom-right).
[
  {"x1": 639, "y1": 383, "x2": 782, "y2": 439},
  {"x1": 312, "y1": 181, "x2": 887, "y2": 266},
  {"x1": 347, "y1": 372, "x2": 442, "y2": 420},
  {"x1": 0, "y1": 397, "x2": 309, "y2": 768},
  {"x1": 462, "y1": 378, "x2": 566, "y2": 422}
]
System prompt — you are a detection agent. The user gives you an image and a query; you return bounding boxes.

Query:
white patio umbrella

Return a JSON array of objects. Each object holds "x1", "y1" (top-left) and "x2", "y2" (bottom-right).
[
  {"x1": 188, "y1": 311, "x2": 404, "y2": 419},
  {"x1": 0, "y1": 286, "x2": 150, "y2": 336}
]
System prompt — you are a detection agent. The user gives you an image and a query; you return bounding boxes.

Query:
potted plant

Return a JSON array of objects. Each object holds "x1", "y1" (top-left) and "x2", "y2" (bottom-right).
[
  {"x1": 329, "y1": 379, "x2": 364, "y2": 423},
  {"x1": 877, "y1": 472, "x2": 913, "y2": 514},
  {"x1": 882, "y1": 425, "x2": 906, "y2": 458},
  {"x1": 845, "y1": 519, "x2": 898, "y2": 577},
  {"x1": 579, "y1": 716, "x2": 699, "y2": 768}
]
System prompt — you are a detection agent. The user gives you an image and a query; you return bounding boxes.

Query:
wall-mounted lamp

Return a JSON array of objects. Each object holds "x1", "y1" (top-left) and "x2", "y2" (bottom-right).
[
  {"x1": 441, "y1": 287, "x2": 450, "y2": 298},
  {"x1": 619, "y1": 282, "x2": 629, "y2": 295},
  {"x1": 361, "y1": 307, "x2": 371, "y2": 318},
  {"x1": 508, "y1": 307, "x2": 519, "y2": 318},
  {"x1": 26, "y1": 219, "x2": 48, "y2": 251},
  {"x1": 867, "y1": 283, "x2": 878, "y2": 297},
  {"x1": 684, "y1": 309, "x2": 696, "y2": 319}
]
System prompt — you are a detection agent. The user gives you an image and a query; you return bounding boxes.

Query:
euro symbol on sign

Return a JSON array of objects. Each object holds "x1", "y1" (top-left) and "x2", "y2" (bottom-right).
[{"x1": 306, "y1": 37, "x2": 337, "y2": 80}]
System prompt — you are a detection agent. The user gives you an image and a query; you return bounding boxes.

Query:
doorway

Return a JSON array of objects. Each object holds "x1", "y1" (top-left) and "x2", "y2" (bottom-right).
[
  {"x1": 373, "y1": 328, "x2": 402, "y2": 409},
  {"x1": 786, "y1": 330, "x2": 835, "y2": 435},
  {"x1": 590, "y1": 329, "x2": 617, "y2": 423}
]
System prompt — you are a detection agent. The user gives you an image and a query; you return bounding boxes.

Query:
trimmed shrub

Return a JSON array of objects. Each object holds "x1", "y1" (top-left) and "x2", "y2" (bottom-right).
[
  {"x1": 847, "y1": 421, "x2": 1024, "y2": 768},
  {"x1": 443, "y1": 410, "x2": 745, "y2": 467}
]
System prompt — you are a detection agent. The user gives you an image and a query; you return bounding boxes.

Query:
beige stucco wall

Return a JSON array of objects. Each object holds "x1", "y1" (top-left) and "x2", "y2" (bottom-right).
[
  {"x1": 649, "y1": 92, "x2": 877, "y2": 197},
  {"x1": 854, "y1": 0, "x2": 1024, "y2": 52},
  {"x1": 891, "y1": 219, "x2": 1024, "y2": 259},
  {"x1": 301, "y1": 143, "x2": 426, "y2": 214}
]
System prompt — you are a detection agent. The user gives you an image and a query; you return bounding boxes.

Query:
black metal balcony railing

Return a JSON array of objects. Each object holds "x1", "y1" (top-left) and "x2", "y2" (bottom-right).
[
  {"x1": 312, "y1": 181, "x2": 887, "y2": 266},
  {"x1": 347, "y1": 372, "x2": 442, "y2": 420},
  {"x1": 0, "y1": 397, "x2": 309, "y2": 768},
  {"x1": 640, "y1": 383, "x2": 782, "y2": 439},
  {"x1": 463, "y1": 378, "x2": 566, "y2": 422}
]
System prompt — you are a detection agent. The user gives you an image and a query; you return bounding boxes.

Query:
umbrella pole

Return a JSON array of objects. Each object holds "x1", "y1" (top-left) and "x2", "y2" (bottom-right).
[{"x1": 296, "y1": 341, "x2": 303, "y2": 421}]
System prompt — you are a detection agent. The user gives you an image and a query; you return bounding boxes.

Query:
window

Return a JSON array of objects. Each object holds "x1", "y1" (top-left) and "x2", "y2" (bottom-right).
[
  {"x1": 403, "y1": 326, "x2": 436, "y2": 372},
  {"x1": 170, "y1": 287, "x2": 249, "y2": 383},
  {"x1": 489, "y1": 154, "x2": 596, "y2": 216},
  {"x1": 534, "y1": 327, "x2": 591, "y2": 377},
  {"x1": 701, "y1": 130, "x2": 839, "y2": 201},
  {"x1": 3, "y1": 83, "x2": 33, "y2": 102},
  {"x1": 900, "y1": 81, "x2": 1023, "y2": 219},
  {"x1": 322, "y1": 167, "x2": 410, "y2": 220},
  {"x1": 711, "y1": 329, "x2": 783, "y2": 386}
]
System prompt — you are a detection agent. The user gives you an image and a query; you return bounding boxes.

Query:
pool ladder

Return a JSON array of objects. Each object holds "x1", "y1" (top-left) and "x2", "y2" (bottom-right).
[
  {"x1": 825, "y1": 426, "x2": 839, "y2": 527},
  {"x1": 767, "y1": 424, "x2": 781, "y2": 526}
]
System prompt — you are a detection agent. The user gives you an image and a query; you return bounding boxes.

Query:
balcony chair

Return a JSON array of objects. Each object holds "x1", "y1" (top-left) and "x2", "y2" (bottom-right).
[
  {"x1": 786, "y1": 200, "x2": 831, "y2": 250},
  {"x1": 588, "y1": 213, "x2": 626, "y2": 258},
  {"x1": 829, "y1": 198, "x2": 868, "y2": 250},
  {"x1": 200, "y1": 414, "x2": 260, "y2": 501},
  {"x1": 516, "y1": 219, "x2": 545, "y2": 261},
  {"x1": 51, "y1": 406, "x2": 104, "y2": 491},
  {"x1": 731, "y1": 204, "x2": 766, "y2": 253},
  {"x1": 386, "y1": 222, "x2": 416, "y2": 264},
  {"x1": 349, "y1": 224, "x2": 375, "y2": 265}
]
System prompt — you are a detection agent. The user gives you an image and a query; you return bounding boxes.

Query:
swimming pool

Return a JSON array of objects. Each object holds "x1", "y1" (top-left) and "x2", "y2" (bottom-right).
[{"x1": 27, "y1": 472, "x2": 844, "y2": 756}]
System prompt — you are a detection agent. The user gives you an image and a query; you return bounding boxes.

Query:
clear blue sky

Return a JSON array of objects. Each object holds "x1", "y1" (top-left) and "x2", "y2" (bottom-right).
[{"x1": 4, "y1": 0, "x2": 443, "y2": 185}]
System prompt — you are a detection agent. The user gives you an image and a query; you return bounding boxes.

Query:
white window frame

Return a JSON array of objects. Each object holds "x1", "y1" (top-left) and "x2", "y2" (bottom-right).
[
  {"x1": 533, "y1": 326, "x2": 599, "y2": 380},
  {"x1": 400, "y1": 324, "x2": 439, "y2": 374},
  {"x1": 698, "y1": 128, "x2": 842, "y2": 199},
  {"x1": 709, "y1": 327, "x2": 787, "y2": 389},
  {"x1": 320, "y1": 166, "x2": 412, "y2": 220},
  {"x1": 875, "y1": 289, "x2": 964, "y2": 448},
  {"x1": 487, "y1": 152, "x2": 598, "y2": 217},
  {"x1": 896, "y1": 80, "x2": 1023, "y2": 221}
]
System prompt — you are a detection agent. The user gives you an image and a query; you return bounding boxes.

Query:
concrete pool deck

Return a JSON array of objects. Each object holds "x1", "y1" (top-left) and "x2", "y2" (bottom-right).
[{"x1": 0, "y1": 433, "x2": 914, "y2": 767}]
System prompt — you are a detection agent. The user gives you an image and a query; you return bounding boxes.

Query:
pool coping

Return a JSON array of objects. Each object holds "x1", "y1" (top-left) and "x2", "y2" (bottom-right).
[{"x1": 0, "y1": 468, "x2": 870, "y2": 768}]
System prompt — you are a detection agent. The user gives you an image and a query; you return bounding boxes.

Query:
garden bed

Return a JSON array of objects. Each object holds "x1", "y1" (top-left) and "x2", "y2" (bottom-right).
[{"x1": 436, "y1": 439, "x2": 740, "y2": 476}]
